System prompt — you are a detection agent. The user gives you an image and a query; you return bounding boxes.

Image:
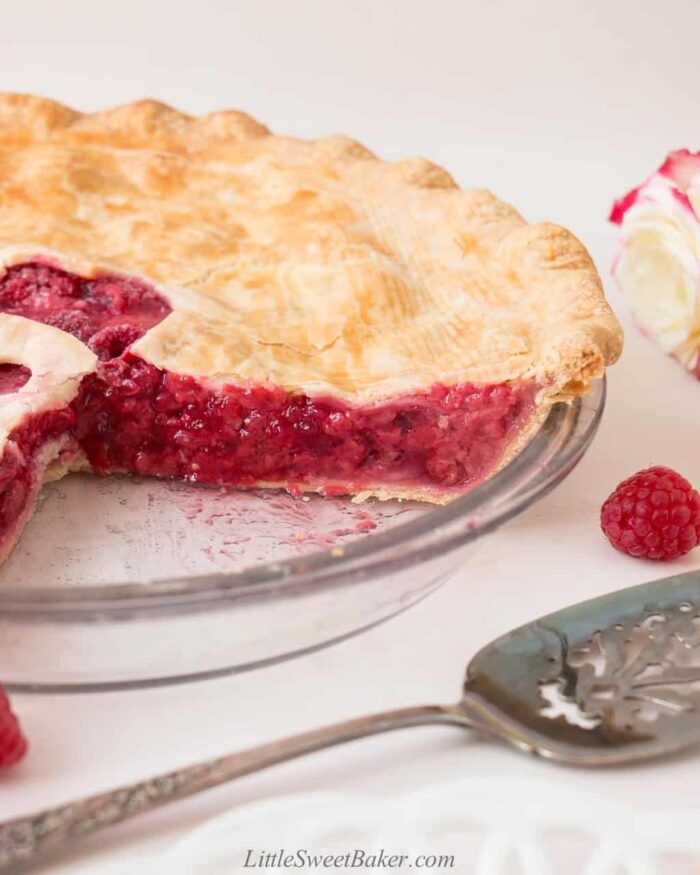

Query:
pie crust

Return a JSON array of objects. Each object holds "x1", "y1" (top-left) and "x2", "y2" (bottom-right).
[{"x1": 0, "y1": 94, "x2": 623, "y2": 562}]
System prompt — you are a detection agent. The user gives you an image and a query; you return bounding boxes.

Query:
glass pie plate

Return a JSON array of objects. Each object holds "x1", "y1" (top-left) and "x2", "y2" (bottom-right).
[{"x1": 0, "y1": 380, "x2": 605, "y2": 692}]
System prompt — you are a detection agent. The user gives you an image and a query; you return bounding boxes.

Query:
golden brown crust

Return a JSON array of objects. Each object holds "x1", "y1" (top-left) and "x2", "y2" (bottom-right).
[{"x1": 0, "y1": 94, "x2": 622, "y2": 405}]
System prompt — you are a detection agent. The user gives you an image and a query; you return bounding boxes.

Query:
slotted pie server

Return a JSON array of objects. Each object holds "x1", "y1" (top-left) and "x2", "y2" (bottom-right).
[{"x1": 3, "y1": 571, "x2": 700, "y2": 869}]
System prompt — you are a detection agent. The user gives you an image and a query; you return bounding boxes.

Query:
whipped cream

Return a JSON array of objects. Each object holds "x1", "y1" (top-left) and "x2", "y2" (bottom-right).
[{"x1": 611, "y1": 150, "x2": 700, "y2": 373}]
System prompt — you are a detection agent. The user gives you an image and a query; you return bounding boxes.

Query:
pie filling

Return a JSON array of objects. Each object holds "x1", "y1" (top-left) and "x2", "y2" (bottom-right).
[
  {"x1": 0, "y1": 263, "x2": 539, "y2": 534},
  {"x1": 73, "y1": 359, "x2": 536, "y2": 491},
  {"x1": 0, "y1": 262, "x2": 171, "y2": 361},
  {"x1": 0, "y1": 364, "x2": 31, "y2": 395}
]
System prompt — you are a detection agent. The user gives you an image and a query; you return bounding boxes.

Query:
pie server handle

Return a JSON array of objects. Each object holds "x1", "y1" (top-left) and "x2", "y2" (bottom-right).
[{"x1": 0, "y1": 703, "x2": 474, "y2": 869}]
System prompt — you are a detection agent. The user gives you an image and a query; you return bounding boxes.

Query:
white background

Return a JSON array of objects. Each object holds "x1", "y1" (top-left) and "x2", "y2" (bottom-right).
[{"x1": 2, "y1": 0, "x2": 700, "y2": 871}]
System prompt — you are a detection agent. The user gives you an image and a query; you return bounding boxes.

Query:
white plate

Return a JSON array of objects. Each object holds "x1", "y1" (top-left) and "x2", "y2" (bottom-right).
[{"x1": 162, "y1": 777, "x2": 700, "y2": 875}]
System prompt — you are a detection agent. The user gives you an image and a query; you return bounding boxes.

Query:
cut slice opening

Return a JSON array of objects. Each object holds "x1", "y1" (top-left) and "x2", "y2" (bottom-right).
[{"x1": 0, "y1": 261, "x2": 542, "y2": 558}]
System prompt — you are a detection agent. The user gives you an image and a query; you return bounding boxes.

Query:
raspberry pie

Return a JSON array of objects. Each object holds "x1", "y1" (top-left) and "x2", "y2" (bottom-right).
[{"x1": 0, "y1": 94, "x2": 622, "y2": 563}]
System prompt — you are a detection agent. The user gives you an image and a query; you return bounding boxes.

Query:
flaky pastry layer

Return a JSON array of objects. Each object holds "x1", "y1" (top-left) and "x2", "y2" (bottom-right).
[{"x1": 0, "y1": 314, "x2": 96, "y2": 451}]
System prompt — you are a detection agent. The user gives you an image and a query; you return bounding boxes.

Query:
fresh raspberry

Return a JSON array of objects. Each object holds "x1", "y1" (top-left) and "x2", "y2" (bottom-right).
[
  {"x1": 0, "y1": 686, "x2": 27, "y2": 769},
  {"x1": 601, "y1": 467, "x2": 700, "y2": 560}
]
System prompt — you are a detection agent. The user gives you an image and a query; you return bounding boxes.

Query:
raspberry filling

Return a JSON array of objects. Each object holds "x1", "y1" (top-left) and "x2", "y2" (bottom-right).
[
  {"x1": 0, "y1": 262, "x2": 538, "y2": 510},
  {"x1": 74, "y1": 359, "x2": 536, "y2": 490},
  {"x1": 0, "y1": 263, "x2": 170, "y2": 361},
  {"x1": 0, "y1": 364, "x2": 30, "y2": 395}
]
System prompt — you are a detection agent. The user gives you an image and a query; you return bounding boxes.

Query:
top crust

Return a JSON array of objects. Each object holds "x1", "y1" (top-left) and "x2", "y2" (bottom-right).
[{"x1": 0, "y1": 94, "x2": 622, "y2": 402}]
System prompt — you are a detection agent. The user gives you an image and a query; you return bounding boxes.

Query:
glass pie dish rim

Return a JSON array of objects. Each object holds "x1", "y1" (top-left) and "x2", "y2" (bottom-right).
[{"x1": 0, "y1": 379, "x2": 605, "y2": 615}]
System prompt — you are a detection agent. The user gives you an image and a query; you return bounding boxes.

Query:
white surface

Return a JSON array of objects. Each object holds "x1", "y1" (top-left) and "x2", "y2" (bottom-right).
[{"x1": 2, "y1": 0, "x2": 700, "y2": 871}]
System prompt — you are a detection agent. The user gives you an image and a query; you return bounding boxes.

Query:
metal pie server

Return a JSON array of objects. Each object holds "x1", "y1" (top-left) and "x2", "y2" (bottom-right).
[{"x1": 3, "y1": 569, "x2": 700, "y2": 869}]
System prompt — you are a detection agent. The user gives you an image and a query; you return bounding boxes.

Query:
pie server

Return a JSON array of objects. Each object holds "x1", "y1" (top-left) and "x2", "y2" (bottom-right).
[{"x1": 3, "y1": 569, "x2": 700, "y2": 869}]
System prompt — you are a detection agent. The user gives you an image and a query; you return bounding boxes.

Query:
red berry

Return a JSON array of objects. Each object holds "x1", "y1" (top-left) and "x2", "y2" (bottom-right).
[
  {"x1": 0, "y1": 687, "x2": 27, "y2": 769},
  {"x1": 601, "y1": 467, "x2": 700, "y2": 561}
]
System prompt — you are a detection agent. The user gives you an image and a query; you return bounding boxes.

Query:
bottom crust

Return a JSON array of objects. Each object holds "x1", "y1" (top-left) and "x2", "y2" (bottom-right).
[{"x1": 0, "y1": 435, "x2": 77, "y2": 565}]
